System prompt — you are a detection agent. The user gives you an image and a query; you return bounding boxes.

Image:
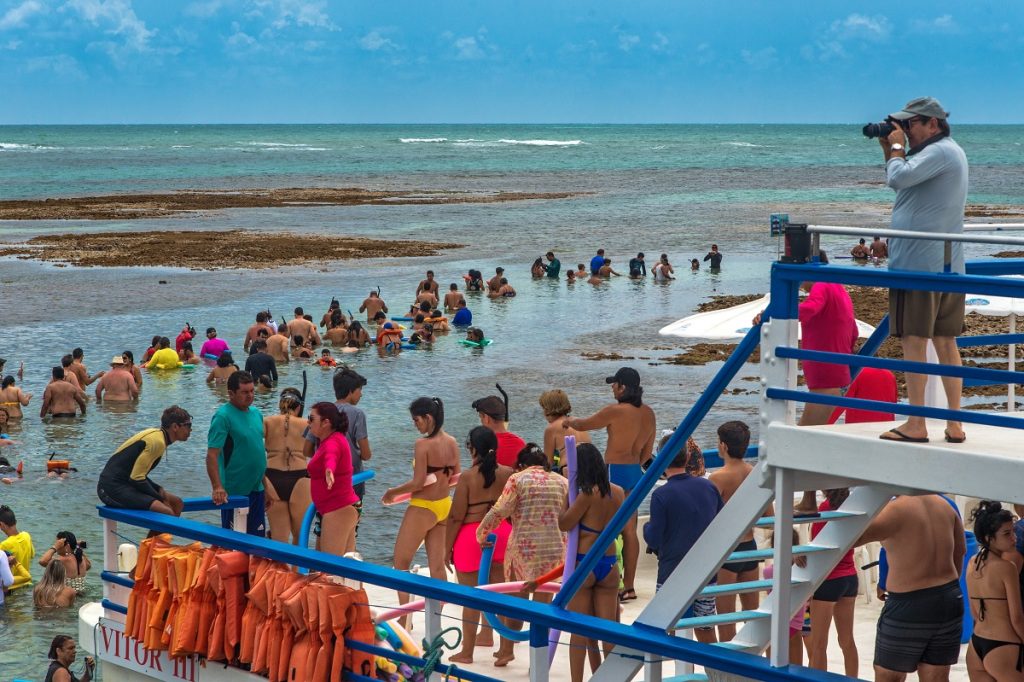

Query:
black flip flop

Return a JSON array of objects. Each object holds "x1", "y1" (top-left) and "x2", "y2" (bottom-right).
[
  {"x1": 618, "y1": 588, "x2": 637, "y2": 602},
  {"x1": 879, "y1": 428, "x2": 929, "y2": 443},
  {"x1": 944, "y1": 430, "x2": 966, "y2": 444}
]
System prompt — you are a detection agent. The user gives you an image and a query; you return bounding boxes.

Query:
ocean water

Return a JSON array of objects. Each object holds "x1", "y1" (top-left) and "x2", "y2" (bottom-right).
[{"x1": 0, "y1": 124, "x2": 1022, "y2": 678}]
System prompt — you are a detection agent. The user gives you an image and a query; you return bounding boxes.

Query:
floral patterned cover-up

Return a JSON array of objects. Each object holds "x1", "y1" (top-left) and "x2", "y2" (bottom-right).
[{"x1": 477, "y1": 465, "x2": 568, "y2": 581}]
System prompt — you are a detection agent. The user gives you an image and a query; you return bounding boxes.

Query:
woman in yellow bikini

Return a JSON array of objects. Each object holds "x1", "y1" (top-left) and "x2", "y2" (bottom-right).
[
  {"x1": 0, "y1": 376, "x2": 32, "y2": 419},
  {"x1": 382, "y1": 397, "x2": 461, "y2": 628}
]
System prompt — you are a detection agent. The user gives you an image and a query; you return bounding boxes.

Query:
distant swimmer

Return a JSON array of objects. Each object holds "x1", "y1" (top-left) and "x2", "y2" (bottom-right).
[
  {"x1": 94, "y1": 356, "x2": 139, "y2": 403},
  {"x1": 243, "y1": 339, "x2": 278, "y2": 383},
  {"x1": 314, "y1": 349, "x2": 337, "y2": 367},
  {"x1": 851, "y1": 238, "x2": 870, "y2": 260},
  {"x1": 206, "y1": 352, "x2": 239, "y2": 384},
  {"x1": 488, "y1": 278, "x2": 516, "y2": 298},
  {"x1": 40, "y1": 367, "x2": 86, "y2": 420},
  {"x1": 575, "y1": 263, "x2": 588, "y2": 279},
  {"x1": 487, "y1": 267, "x2": 505, "y2": 294},
  {"x1": 531, "y1": 257, "x2": 546, "y2": 278},
  {"x1": 96, "y1": 406, "x2": 192, "y2": 519},
  {"x1": 544, "y1": 251, "x2": 561, "y2": 278},
  {"x1": 590, "y1": 249, "x2": 606, "y2": 275},
  {"x1": 319, "y1": 298, "x2": 341, "y2": 329},
  {"x1": 324, "y1": 310, "x2": 348, "y2": 345},
  {"x1": 870, "y1": 236, "x2": 888, "y2": 259},
  {"x1": 464, "y1": 269, "x2": 485, "y2": 292},
  {"x1": 199, "y1": 327, "x2": 230, "y2": 359},
  {"x1": 598, "y1": 258, "x2": 621, "y2": 278},
  {"x1": 417, "y1": 270, "x2": 440, "y2": 299},
  {"x1": 346, "y1": 321, "x2": 371, "y2": 348},
  {"x1": 267, "y1": 324, "x2": 290, "y2": 363},
  {"x1": 628, "y1": 252, "x2": 647, "y2": 279},
  {"x1": 444, "y1": 283, "x2": 466, "y2": 312},
  {"x1": 359, "y1": 290, "x2": 388, "y2": 322},
  {"x1": 291, "y1": 336, "x2": 314, "y2": 360},
  {"x1": 122, "y1": 351, "x2": 143, "y2": 388},
  {"x1": 690, "y1": 258, "x2": 700, "y2": 271},
  {"x1": 566, "y1": 269, "x2": 577, "y2": 283},
  {"x1": 653, "y1": 253, "x2": 675, "y2": 282},
  {"x1": 0, "y1": 375, "x2": 32, "y2": 419},
  {"x1": 704, "y1": 244, "x2": 723, "y2": 270},
  {"x1": 243, "y1": 311, "x2": 273, "y2": 352},
  {"x1": 289, "y1": 307, "x2": 319, "y2": 347},
  {"x1": 143, "y1": 337, "x2": 181, "y2": 369},
  {"x1": 70, "y1": 348, "x2": 104, "y2": 388},
  {"x1": 451, "y1": 300, "x2": 472, "y2": 326},
  {"x1": 60, "y1": 356, "x2": 81, "y2": 391}
]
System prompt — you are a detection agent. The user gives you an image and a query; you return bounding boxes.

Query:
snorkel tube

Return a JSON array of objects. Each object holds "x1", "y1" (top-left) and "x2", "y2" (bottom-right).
[
  {"x1": 495, "y1": 383, "x2": 510, "y2": 423},
  {"x1": 300, "y1": 370, "x2": 308, "y2": 415}
]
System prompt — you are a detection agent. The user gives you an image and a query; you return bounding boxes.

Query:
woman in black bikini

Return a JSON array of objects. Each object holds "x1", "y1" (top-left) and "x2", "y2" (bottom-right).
[
  {"x1": 262, "y1": 388, "x2": 310, "y2": 544},
  {"x1": 558, "y1": 443, "x2": 625, "y2": 682},
  {"x1": 445, "y1": 426, "x2": 513, "y2": 664},
  {"x1": 967, "y1": 500, "x2": 1024, "y2": 681}
]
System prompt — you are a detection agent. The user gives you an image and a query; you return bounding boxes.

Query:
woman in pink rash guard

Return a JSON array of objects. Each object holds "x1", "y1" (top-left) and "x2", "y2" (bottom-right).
[{"x1": 306, "y1": 401, "x2": 360, "y2": 556}]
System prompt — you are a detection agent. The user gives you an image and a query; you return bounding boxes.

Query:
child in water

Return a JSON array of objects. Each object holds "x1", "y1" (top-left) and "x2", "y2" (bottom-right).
[
  {"x1": 315, "y1": 349, "x2": 337, "y2": 367},
  {"x1": 466, "y1": 327, "x2": 485, "y2": 344}
]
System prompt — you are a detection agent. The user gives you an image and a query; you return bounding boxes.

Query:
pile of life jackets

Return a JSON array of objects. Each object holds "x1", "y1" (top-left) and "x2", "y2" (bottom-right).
[{"x1": 125, "y1": 535, "x2": 377, "y2": 681}]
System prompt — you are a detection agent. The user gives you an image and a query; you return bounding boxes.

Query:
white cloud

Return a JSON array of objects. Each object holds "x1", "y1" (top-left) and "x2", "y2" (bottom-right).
[
  {"x1": 913, "y1": 14, "x2": 959, "y2": 34},
  {"x1": 741, "y1": 46, "x2": 778, "y2": 69},
  {"x1": 359, "y1": 29, "x2": 398, "y2": 52},
  {"x1": 0, "y1": 0, "x2": 43, "y2": 31},
  {"x1": 651, "y1": 32, "x2": 669, "y2": 53},
  {"x1": 802, "y1": 13, "x2": 889, "y2": 62},
  {"x1": 184, "y1": 0, "x2": 222, "y2": 18},
  {"x1": 617, "y1": 33, "x2": 639, "y2": 52},
  {"x1": 830, "y1": 13, "x2": 890, "y2": 41},
  {"x1": 3, "y1": 39, "x2": 22, "y2": 50},
  {"x1": 695, "y1": 42, "x2": 715, "y2": 65},
  {"x1": 454, "y1": 35, "x2": 483, "y2": 60},
  {"x1": 25, "y1": 53, "x2": 85, "y2": 78},
  {"x1": 256, "y1": 0, "x2": 337, "y2": 31},
  {"x1": 64, "y1": 0, "x2": 155, "y2": 51},
  {"x1": 226, "y1": 29, "x2": 256, "y2": 49}
]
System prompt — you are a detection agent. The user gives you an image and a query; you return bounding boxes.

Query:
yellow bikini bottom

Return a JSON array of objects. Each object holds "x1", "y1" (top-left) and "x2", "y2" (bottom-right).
[{"x1": 409, "y1": 496, "x2": 452, "y2": 523}]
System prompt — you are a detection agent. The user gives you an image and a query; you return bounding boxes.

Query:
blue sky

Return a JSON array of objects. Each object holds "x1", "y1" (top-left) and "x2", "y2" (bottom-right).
[{"x1": 0, "y1": 1, "x2": 1021, "y2": 124}]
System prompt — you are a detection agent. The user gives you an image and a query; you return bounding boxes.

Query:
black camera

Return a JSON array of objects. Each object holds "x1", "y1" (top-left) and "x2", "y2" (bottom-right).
[{"x1": 862, "y1": 121, "x2": 896, "y2": 139}]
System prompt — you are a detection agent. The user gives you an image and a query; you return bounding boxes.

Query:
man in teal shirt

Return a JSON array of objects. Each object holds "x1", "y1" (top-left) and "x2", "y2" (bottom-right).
[
  {"x1": 544, "y1": 251, "x2": 561, "y2": 278},
  {"x1": 206, "y1": 371, "x2": 267, "y2": 536}
]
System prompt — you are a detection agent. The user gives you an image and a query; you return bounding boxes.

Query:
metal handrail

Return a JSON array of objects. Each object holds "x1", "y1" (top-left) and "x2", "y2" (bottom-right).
[
  {"x1": 96, "y1": 504, "x2": 849, "y2": 682},
  {"x1": 808, "y1": 224, "x2": 1024, "y2": 246}
]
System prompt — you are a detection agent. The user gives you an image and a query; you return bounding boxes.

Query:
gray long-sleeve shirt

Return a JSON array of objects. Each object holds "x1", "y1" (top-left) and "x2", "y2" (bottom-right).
[{"x1": 886, "y1": 136, "x2": 968, "y2": 275}]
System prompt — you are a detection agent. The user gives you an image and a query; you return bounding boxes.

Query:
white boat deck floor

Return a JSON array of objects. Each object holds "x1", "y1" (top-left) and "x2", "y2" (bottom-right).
[{"x1": 766, "y1": 417, "x2": 1024, "y2": 504}]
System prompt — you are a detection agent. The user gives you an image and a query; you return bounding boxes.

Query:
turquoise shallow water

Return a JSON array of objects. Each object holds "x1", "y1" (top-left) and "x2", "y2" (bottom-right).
[{"x1": 0, "y1": 124, "x2": 1023, "y2": 678}]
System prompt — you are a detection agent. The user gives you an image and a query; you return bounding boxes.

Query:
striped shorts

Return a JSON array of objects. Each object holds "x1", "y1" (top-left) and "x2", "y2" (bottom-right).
[{"x1": 874, "y1": 579, "x2": 963, "y2": 673}]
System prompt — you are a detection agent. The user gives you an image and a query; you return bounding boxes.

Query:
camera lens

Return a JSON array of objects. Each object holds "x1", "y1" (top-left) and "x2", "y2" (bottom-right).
[{"x1": 862, "y1": 121, "x2": 896, "y2": 139}]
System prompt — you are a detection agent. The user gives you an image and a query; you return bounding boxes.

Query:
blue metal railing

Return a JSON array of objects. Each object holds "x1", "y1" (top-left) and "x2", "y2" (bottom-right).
[{"x1": 97, "y1": 504, "x2": 849, "y2": 682}]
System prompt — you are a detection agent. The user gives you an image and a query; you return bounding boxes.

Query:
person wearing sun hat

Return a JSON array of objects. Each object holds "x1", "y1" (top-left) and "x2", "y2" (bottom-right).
[
  {"x1": 877, "y1": 96, "x2": 969, "y2": 445},
  {"x1": 562, "y1": 366, "x2": 657, "y2": 603},
  {"x1": 93, "y1": 355, "x2": 139, "y2": 403}
]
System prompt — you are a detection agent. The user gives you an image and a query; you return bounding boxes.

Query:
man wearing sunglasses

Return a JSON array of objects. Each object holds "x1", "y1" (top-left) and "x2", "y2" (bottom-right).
[
  {"x1": 878, "y1": 98, "x2": 968, "y2": 445},
  {"x1": 97, "y1": 406, "x2": 192, "y2": 518}
]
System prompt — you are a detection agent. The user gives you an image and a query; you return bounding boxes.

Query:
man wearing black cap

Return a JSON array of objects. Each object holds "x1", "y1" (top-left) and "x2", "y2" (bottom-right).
[
  {"x1": 879, "y1": 96, "x2": 968, "y2": 445},
  {"x1": 563, "y1": 366, "x2": 656, "y2": 602}
]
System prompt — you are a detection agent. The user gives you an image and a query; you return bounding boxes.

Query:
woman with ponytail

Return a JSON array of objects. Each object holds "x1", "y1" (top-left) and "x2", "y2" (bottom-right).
[
  {"x1": 966, "y1": 500, "x2": 1024, "y2": 680},
  {"x1": 39, "y1": 531, "x2": 91, "y2": 594},
  {"x1": 383, "y1": 396, "x2": 460, "y2": 628},
  {"x1": 445, "y1": 426, "x2": 513, "y2": 663}
]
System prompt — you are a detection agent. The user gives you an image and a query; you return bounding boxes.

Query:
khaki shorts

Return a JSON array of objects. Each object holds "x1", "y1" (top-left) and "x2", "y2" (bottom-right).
[{"x1": 888, "y1": 289, "x2": 965, "y2": 339}]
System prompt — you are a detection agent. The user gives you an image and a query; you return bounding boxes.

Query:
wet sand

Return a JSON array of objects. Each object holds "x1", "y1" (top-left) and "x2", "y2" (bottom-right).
[
  {"x1": 0, "y1": 187, "x2": 585, "y2": 221},
  {"x1": 0, "y1": 230, "x2": 462, "y2": 270}
]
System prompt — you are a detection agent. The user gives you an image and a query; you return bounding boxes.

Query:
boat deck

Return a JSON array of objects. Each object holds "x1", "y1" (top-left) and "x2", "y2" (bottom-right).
[{"x1": 766, "y1": 417, "x2": 1024, "y2": 504}]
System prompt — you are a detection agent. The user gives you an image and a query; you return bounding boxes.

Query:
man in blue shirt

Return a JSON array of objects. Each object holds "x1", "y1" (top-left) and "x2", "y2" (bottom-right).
[
  {"x1": 589, "y1": 249, "x2": 606, "y2": 275},
  {"x1": 451, "y1": 299, "x2": 472, "y2": 326},
  {"x1": 644, "y1": 442, "x2": 724, "y2": 642}
]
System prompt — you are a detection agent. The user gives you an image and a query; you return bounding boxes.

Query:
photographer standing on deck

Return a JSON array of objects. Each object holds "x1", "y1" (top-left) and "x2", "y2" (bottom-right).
[{"x1": 877, "y1": 97, "x2": 968, "y2": 445}]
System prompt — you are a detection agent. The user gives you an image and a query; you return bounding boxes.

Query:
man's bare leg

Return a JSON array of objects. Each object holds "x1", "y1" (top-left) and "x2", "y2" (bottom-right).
[
  {"x1": 916, "y1": 662, "x2": 952, "y2": 682},
  {"x1": 932, "y1": 336, "x2": 965, "y2": 440},
  {"x1": 881, "y1": 335, "x2": 929, "y2": 440},
  {"x1": 874, "y1": 665, "x2": 907, "y2": 682}
]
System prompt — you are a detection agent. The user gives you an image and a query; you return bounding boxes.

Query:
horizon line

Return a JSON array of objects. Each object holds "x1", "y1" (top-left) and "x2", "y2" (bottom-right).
[{"x1": 1, "y1": 121, "x2": 1020, "y2": 127}]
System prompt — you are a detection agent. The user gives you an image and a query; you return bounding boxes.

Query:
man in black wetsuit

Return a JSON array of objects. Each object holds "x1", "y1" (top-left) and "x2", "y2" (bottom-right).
[
  {"x1": 96, "y1": 405, "x2": 193, "y2": 517},
  {"x1": 244, "y1": 339, "x2": 278, "y2": 384},
  {"x1": 703, "y1": 244, "x2": 723, "y2": 269}
]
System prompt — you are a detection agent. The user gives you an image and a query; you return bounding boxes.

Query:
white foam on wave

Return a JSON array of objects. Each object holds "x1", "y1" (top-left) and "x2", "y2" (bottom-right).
[
  {"x1": 723, "y1": 141, "x2": 772, "y2": 148},
  {"x1": 399, "y1": 138, "x2": 448, "y2": 143},
  {"x1": 171, "y1": 145, "x2": 192, "y2": 148},
  {"x1": 0, "y1": 142, "x2": 60, "y2": 150},
  {"x1": 244, "y1": 141, "x2": 314, "y2": 147},
  {"x1": 498, "y1": 139, "x2": 582, "y2": 146}
]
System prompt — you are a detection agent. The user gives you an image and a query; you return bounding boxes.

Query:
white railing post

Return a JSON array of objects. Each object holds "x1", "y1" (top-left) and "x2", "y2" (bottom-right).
[
  {"x1": 675, "y1": 629, "x2": 695, "y2": 677},
  {"x1": 644, "y1": 653, "x2": 664, "y2": 682},
  {"x1": 424, "y1": 597, "x2": 442, "y2": 643},
  {"x1": 769, "y1": 469, "x2": 794, "y2": 667}
]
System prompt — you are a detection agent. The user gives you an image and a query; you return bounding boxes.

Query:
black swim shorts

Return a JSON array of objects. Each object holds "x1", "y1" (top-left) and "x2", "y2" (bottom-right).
[
  {"x1": 721, "y1": 539, "x2": 760, "y2": 574},
  {"x1": 875, "y1": 579, "x2": 963, "y2": 673},
  {"x1": 97, "y1": 479, "x2": 162, "y2": 510},
  {"x1": 812, "y1": 574, "x2": 859, "y2": 603}
]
